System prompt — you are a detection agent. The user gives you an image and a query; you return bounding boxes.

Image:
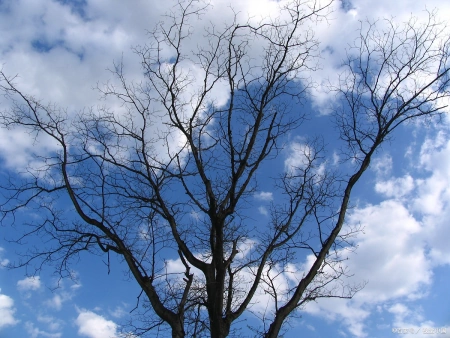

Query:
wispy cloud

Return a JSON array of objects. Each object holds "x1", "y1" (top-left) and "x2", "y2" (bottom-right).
[
  {"x1": 371, "y1": 153, "x2": 393, "y2": 177},
  {"x1": 109, "y1": 305, "x2": 128, "y2": 319},
  {"x1": 37, "y1": 314, "x2": 64, "y2": 332},
  {"x1": 0, "y1": 248, "x2": 9, "y2": 268},
  {"x1": 44, "y1": 278, "x2": 78, "y2": 311},
  {"x1": 258, "y1": 206, "x2": 269, "y2": 216},
  {"x1": 45, "y1": 292, "x2": 75, "y2": 311},
  {"x1": 25, "y1": 321, "x2": 61, "y2": 338}
]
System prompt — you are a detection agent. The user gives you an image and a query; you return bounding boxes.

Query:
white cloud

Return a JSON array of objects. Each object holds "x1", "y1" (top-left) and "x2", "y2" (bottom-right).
[
  {"x1": 40, "y1": 277, "x2": 79, "y2": 311},
  {"x1": 25, "y1": 321, "x2": 61, "y2": 338},
  {"x1": 0, "y1": 0, "x2": 335, "y2": 173},
  {"x1": 1, "y1": 1, "x2": 450, "y2": 337},
  {"x1": 45, "y1": 288, "x2": 75, "y2": 311},
  {"x1": 371, "y1": 153, "x2": 392, "y2": 177},
  {"x1": 76, "y1": 310, "x2": 118, "y2": 338},
  {"x1": 46, "y1": 295, "x2": 63, "y2": 310},
  {"x1": 332, "y1": 152, "x2": 340, "y2": 165},
  {"x1": 17, "y1": 276, "x2": 41, "y2": 291},
  {"x1": 388, "y1": 303, "x2": 410, "y2": 319},
  {"x1": 236, "y1": 238, "x2": 257, "y2": 260},
  {"x1": 0, "y1": 248, "x2": 9, "y2": 268},
  {"x1": 412, "y1": 133, "x2": 450, "y2": 265},
  {"x1": 345, "y1": 201, "x2": 429, "y2": 302},
  {"x1": 162, "y1": 161, "x2": 443, "y2": 337},
  {"x1": 258, "y1": 206, "x2": 269, "y2": 216},
  {"x1": 284, "y1": 141, "x2": 315, "y2": 173},
  {"x1": 254, "y1": 191, "x2": 273, "y2": 201},
  {"x1": 305, "y1": 323, "x2": 315, "y2": 331},
  {"x1": 308, "y1": 0, "x2": 450, "y2": 113},
  {"x1": 165, "y1": 258, "x2": 187, "y2": 275},
  {"x1": 306, "y1": 299, "x2": 371, "y2": 337},
  {"x1": 299, "y1": 199, "x2": 431, "y2": 337},
  {"x1": 109, "y1": 305, "x2": 127, "y2": 319},
  {"x1": 413, "y1": 133, "x2": 450, "y2": 215},
  {"x1": 0, "y1": 258, "x2": 9, "y2": 268},
  {"x1": 37, "y1": 315, "x2": 63, "y2": 332},
  {"x1": 0, "y1": 293, "x2": 18, "y2": 329},
  {"x1": 299, "y1": 130, "x2": 450, "y2": 336},
  {"x1": 387, "y1": 303, "x2": 444, "y2": 338},
  {"x1": 0, "y1": 121, "x2": 62, "y2": 172},
  {"x1": 375, "y1": 175, "x2": 414, "y2": 199},
  {"x1": 45, "y1": 293, "x2": 75, "y2": 311}
]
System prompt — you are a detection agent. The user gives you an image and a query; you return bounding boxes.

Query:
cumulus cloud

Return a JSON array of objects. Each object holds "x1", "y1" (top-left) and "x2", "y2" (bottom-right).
[
  {"x1": 0, "y1": 293, "x2": 18, "y2": 329},
  {"x1": 345, "y1": 201, "x2": 430, "y2": 302},
  {"x1": 412, "y1": 134, "x2": 450, "y2": 265},
  {"x1": 299, "y1": 130, "x2": 450, "y2": 336},
  {"x1": 254, "y1": 191, "x2": 273, "y2": 201},
  {"x1": 75, "y1": 310, "x2": 119, "y2": 338},
  {"x1": 17, "y1": 276, "x2": 41, "y2": 292},
  {"x1": 1, "y1": 0, "x2": 309, "y2": 173},
  {"x1": 308, "y1": 0, "x2": 450, "y2": 113},
  {"x1": 413, "y1": 133, "x2": 450, "y2": 215},
  {"x1": 1, "y1": 1, "x2": 450, "y2": 337},
  {"x1": 299, "y1": 200, "x2": 431, "y2": 337}
]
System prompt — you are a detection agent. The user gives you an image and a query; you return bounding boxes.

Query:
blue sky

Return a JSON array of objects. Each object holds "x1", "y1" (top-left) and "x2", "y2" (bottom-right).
[{"x1": 0, "y1": 0, "x2": 450, "y2": 337}]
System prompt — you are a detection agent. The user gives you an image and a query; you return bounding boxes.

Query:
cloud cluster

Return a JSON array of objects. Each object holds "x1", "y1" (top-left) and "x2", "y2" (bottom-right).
[
  {"x1": 0, "y1": 292, "x2": 18, "y2": 329},
  {"x1": 0, "y1": 0, "x2": 326, "y2": 172},
  {"x1": 297, "y1": 130, "x2": 450, "y2": 336}
]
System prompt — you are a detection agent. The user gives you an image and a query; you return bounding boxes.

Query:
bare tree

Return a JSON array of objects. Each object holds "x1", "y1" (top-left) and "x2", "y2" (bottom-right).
[{"x1": 1, "y1": 0, "x2": 449, "y2": 337}]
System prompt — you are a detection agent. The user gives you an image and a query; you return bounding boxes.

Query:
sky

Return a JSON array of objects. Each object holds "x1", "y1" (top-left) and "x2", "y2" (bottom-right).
[{"x1": 0, "y1": 0, "x2": 450, "y2": 337}]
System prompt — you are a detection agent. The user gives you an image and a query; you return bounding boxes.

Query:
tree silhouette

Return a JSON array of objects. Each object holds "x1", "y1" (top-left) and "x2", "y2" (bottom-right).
[{"x1": 1, "y1": 1, "x2": 449, "y2": 337}]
